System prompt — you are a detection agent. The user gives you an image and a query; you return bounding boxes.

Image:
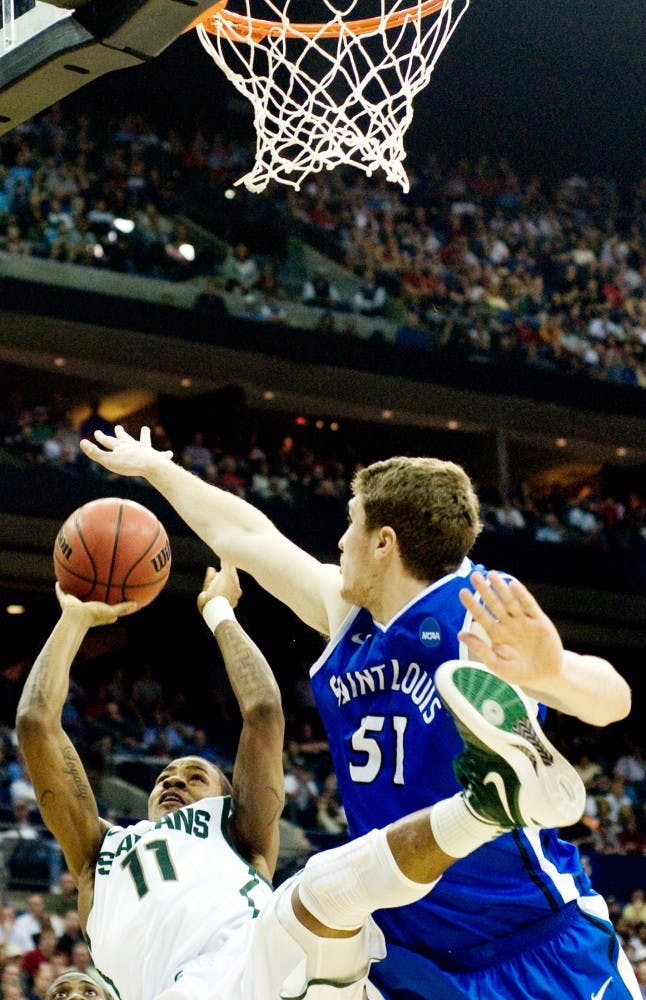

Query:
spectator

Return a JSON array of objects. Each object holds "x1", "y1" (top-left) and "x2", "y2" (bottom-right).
[
  {"x1": 565, "y1": 497, "x2": 601, "y2": 542},
  {"x1": 252, "y1": 294, "x2": 287, "y2": 324},
  {"x1": 11, "y1": 897, "x2": 50, "y2": 955},
  {"x1": 632, "y1": 924, "x2": 646, "y2": 963},
  {"x1": 0, "y1": 906, "x2": 23, "y2": 953},
  {"x1": 275, "y1": 818, "x2": 314, "y2": 883},
  {"x1": 616, "y1": 807, "x2": 646, "y2": 855},
  {"x1": 0, "y1": 958, "x2": 28, "y2": 1000},
  {"x1": 40, "y1": 417, "x2": 80, "y2": 470},
  {"x1": 574, "y1": 752, "x2": 603, "y2": 789},
  {"x1": 180, "y1": 431, "x2": 217, "y2": 482},
  {"x1": 615, "y1": 743, "x2": 646, "y2": 800},
  {"x1": 254, "y1": 261, "x2": 285, "y2": 300},
  {"x1": 589, "y1": 796, "x2": 620, "y2": 853},
  {"x1": 283, "y1": 759, "x2": 319, "y2": 828},
  {"x1": 69, "y1": 941, "x2": 94, "y2": 978},
  {"x1": 130, "y1": 665, "x2": 164, "y2": 719},
  {"x1": 623, "y1": 889, "x2": 646, "y2": 927},
  {"x1": 193, "y1": 278, "x2": 228, "y2": 320},
  {"x1": 315, "y1": 773, "x2": 347, "y2": 836},
  {"x1": 534, "y1": 512, "x2": 566, "y2": 543},
  {"x1": 606, "y1": 775, "x2": 635, "y2": 821},
  {"x1": 21, "y1": 928, "x2": 58, "y2": 987},
  {"x1": 92, "y1": 700, "x2": 140, "y2": 751},
  {"x1": 314, "y1": 310, "x2": 337, "y2": 334},
  {"x1": 302, "y1": 271, "x2": 341, "y2": 310},
  {"x1": 351, "y1": 266, "x2": 387, "y2": 316},
  {"x1": 163, "y1": 222, "x2": 197, "y2": 281},
  {"x1": 8, "y1": 751, "x2": 36, "y2": 806},
  {"x1": 0, "y1": 800, "x2": 64, "y2": 892},
  {"x1": 2, "y1": 224, "x2": 30, "y2": 255},
  {"x1": 494, "y1": 499, "x2": 527, "y2": 534},
  {"x1": 140, "y1": 707, "x2": 186, "y2": 757},
  {"x1": 27, "y1": 961, "x2": 55, "y2": 1000},
  {"x1": 218, "y1": 453, "x2": 247, "y2": 497},
  {"x1": 221, "y1": 242, "x2": 259, "y2": 293},
  {"x1": 54, "y1": 911, "x2": 83, "y2": 963},
  {"x1": 249, "y1": 461, "x2": 273, "y2": 502},
  {"x1": 86, "y1": 198, "x2": 114, "y2": 235},
  {"x1": 395, "y1": 309, "x2": 429, "y2": 350},
  {"x1": 47, "y1": 871, "x2": 78, "y2": 920},
  {"x1": 633, "y1": 959, "x2": 646, "y2": 999}
]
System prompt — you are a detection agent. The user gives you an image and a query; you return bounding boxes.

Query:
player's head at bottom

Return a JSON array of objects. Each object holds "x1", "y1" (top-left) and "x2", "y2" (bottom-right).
[{"x1": 45, "y1": 971, "x2": 112, "y2": 1000}]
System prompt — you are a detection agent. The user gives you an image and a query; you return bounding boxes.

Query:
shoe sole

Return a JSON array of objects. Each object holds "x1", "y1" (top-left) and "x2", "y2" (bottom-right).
[{"x1": 435, "y1": 661, "x2": 585, "y2": 829}]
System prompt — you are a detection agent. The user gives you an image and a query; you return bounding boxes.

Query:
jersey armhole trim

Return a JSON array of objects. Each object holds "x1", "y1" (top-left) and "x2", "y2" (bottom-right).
[{"x1": 310, "y1": 605, "x2": 362, "y2": 678}]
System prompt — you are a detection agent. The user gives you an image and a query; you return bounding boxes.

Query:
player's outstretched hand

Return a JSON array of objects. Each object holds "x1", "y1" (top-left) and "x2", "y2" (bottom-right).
[
  {"x1": 55, "y1": 582, "x2": 138, "y2": 625},
  {"x1": 458, "y1": 571, "x2": 563, "y2": 690},
  {"x1": 79, "y1": 425, "x2": 173, "y2": 477},
  {"x1": 197, "y1": 563, "x2": 242, "y2": 614}
]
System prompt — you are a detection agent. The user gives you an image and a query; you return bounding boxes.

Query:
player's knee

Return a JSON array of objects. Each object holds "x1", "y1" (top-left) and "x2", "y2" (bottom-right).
[
  {"x1": 275, "y1": 882, "x2": 372, "y2": 984},
  {"x1": 298, "y1": 827, "x2": 437, "y2": 932}
]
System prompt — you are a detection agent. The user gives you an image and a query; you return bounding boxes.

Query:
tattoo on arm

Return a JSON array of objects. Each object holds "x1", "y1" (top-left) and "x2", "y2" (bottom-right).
[
  {"x1": 61, "y1": 746, "x2": 92, "y2": 800},
  {"x1": 216, "y1": 625, "x2": 280, "y2": 709},
  {"x1": 261, "y1": 786, "x2": 283, "y2": 827}
]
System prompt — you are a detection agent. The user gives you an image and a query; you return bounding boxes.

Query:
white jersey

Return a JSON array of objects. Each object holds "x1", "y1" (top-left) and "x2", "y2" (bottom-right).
[{"x1": 86, "y1": 796, "x2": 273, "y2": 1000}]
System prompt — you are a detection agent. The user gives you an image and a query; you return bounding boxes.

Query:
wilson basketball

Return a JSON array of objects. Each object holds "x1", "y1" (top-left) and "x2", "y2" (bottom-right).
[{"x1": 53, "y1": 498, "x2": 171, "y2": 609}]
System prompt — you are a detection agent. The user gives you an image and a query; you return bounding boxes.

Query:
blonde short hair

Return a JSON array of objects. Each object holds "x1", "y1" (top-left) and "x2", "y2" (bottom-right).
[{"x1": 352, "y1": 457, "x2": 482, "y2": 582}]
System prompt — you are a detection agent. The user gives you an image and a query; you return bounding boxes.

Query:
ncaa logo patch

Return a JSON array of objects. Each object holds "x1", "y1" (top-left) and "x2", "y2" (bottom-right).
[{"x1": 419, "y1": 617, "x2": 442, "y2": 647}]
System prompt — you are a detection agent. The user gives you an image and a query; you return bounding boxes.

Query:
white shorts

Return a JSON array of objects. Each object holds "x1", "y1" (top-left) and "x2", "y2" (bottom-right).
[{"x1": 155, "y1": 875, "x2": 386, "y2": 1000}]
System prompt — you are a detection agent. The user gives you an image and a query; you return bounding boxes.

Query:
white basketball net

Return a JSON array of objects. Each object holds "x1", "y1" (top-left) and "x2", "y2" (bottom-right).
[{"x1": 196, "y1": 0, "x2": 470, "y2": 193}]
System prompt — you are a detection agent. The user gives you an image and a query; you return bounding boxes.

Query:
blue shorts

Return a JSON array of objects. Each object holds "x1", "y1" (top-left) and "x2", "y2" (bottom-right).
[{"x1": 370, "y1": 897, "x2": 641, "y2": 1000}]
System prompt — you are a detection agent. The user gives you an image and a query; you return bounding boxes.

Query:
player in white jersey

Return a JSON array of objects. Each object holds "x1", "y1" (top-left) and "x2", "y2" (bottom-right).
[
  {"x1": 18, "y1": 562, "x2": 587, "y2": 1000},
  {"x1": 77, "y1": 429, "x2": 638, "y2": 1000},
  {"x1": 45, "y1": 971, "x2": 112, "y2": 1000}
]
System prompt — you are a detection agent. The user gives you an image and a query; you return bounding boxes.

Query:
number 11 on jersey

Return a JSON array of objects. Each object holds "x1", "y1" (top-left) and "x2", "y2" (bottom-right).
[{"x1": 121, "y1": 839, "x2": 178, "y2": 898}]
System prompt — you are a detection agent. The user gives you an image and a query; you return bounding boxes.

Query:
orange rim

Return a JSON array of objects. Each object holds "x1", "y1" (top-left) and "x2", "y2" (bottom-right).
[{"x1": 191, "y1": 0, "x2": 445, "y2": 42}]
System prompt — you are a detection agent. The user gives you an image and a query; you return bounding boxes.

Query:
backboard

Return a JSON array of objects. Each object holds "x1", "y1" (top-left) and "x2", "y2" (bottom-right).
[{"x1": 0, "y1": 0, "x2": 218, "y2": 136}]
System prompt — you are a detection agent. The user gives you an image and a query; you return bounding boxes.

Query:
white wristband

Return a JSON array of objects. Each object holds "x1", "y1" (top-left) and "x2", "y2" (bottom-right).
[{"x1": 202, "y1": 596, "x2": 236, "y2": 633}]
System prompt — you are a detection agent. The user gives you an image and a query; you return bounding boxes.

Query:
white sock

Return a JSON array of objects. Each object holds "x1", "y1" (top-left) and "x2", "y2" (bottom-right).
[{"x1": 430, "y1": 793, "x2": 504, "y2": 858}]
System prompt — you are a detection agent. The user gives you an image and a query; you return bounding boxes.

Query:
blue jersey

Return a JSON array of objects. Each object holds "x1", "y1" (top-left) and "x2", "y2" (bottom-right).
[{"x1": 310, "y1": 557, "x2": 592, "y2": 982}]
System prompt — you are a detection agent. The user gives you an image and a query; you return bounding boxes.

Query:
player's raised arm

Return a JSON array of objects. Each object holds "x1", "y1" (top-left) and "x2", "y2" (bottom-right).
[
  {"x1": 80, "y1": 426, "x2": 346, "y2": 636},
  {"x1": 197, "y1": 565, "x2": 285, "y2": 880},
  {"x1": 16, "y1": 587, "x2": 137, "y2": 887},
  {"x1": 458, "y1": 570, "x2": 631, "y2": 726}
]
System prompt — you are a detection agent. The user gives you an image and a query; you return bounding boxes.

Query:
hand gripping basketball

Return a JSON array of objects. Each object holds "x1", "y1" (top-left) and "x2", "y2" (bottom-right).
[{"x1": 55, "y1": 583, "x2": 137, "y2": 624}]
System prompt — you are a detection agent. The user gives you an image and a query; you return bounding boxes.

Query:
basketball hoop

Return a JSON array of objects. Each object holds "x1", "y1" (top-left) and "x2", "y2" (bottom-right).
[{"x1": 192, "y1": 0, "x2": 470, "y2": 193}]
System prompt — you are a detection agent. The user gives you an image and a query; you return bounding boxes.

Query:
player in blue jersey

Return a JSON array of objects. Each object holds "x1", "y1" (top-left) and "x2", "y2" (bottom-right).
[{"x1": 80, "y1": 429, "x2": 638, "y2": 999}]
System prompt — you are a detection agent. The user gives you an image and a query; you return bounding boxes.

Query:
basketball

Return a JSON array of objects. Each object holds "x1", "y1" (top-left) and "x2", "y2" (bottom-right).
[{"x1": 53, "y1": 498, "x2": 172, "y2": 609}]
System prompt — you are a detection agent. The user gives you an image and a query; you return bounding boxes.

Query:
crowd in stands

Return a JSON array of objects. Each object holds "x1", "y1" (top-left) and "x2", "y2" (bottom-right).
[
  {"x1": 0, "y1": 880, "x2": 103, "y2": 998},
  {"x1": 1, "y1": 107, "x2": 645, "y2": 391},
  {"x1": 0, "y1": 108, "x2": 235, "y2": 280},
  {"x1": 290, "y1": 163, "x2": 646, "y2": 389},
  {"x1": 1, "y1": 389, "x2": 645, "y2": 557}
]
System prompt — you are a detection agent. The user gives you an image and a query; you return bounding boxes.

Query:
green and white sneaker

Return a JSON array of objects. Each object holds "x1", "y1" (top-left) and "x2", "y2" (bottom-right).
[{"x1": 434, "y1": 661, "x2": 585, "y2": 830}]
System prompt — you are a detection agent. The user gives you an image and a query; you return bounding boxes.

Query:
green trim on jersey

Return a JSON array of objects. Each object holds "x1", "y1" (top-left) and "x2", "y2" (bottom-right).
[
  {"x1": 93, "y1": 963, "x2": 123, "y2": 1000},
  {"x1": 219, "y1": 795, "x2": 274, "y2": 892}
]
